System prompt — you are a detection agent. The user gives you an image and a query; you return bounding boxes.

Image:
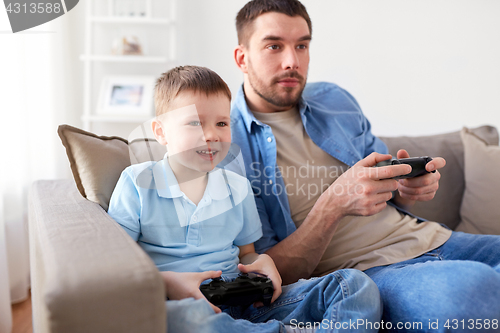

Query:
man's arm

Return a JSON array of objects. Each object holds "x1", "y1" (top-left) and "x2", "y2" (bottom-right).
[{"x1": 264, "y1": 153, "x2": 412, "y2": 284}]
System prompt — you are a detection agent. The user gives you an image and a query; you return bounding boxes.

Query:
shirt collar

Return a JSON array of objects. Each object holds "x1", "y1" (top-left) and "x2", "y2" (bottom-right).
[
  {"x1": 153, "y1": 153, "x2": 230, "y2": 201},
  {"x1": 233, "y1": 84, "x2": 310, "y2": 134}
]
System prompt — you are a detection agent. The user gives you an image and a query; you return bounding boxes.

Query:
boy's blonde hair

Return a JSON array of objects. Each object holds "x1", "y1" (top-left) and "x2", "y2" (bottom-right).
[{"x1": 154, "y1": 65, "x2": 232, "y2": 116}]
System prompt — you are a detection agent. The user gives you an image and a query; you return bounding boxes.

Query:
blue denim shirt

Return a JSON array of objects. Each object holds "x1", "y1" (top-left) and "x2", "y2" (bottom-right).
[{"x1": 230, "y1": 82, "x2": 391, "y2": 253}]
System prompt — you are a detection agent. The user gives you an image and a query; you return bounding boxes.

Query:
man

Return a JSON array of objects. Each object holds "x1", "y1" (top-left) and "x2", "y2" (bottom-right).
[{"x1": 231, "y1": 0, "x2": 500, "y2": 331}]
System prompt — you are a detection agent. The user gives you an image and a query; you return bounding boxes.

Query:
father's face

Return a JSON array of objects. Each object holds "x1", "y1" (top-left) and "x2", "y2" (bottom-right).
[{"x1": 243, "y1": 12, "x2": 311, "y2": 110}]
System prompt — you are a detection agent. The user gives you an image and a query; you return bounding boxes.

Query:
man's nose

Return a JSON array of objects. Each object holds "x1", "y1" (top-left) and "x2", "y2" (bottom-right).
[{"x1": 282, "y1": 47, "x2": 299, "y2": 70}]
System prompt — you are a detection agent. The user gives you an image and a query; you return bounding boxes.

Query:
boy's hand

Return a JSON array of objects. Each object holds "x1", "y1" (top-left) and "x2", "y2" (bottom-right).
[
  {"x1": 160, "y1": 270, "x2": 222, "y2": 313},
  {"x1": 238, "y1": 253, "x2": 282, "y2": 305}
]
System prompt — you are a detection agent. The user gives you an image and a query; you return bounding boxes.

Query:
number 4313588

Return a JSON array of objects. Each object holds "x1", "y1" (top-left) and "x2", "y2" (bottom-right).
[{"x1": 6, "y1": 3, "x2": 62, "y2": 14}]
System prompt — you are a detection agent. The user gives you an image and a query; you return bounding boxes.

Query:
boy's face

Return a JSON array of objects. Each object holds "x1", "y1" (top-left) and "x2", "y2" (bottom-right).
[{"x1": 153, "y1": 91, "x2": 231, "y2": 175}]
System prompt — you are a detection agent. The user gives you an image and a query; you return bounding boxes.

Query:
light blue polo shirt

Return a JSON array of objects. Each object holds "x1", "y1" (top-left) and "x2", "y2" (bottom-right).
[{"x1": 108, "y1": 155, "x2": 263, "y2": 274}]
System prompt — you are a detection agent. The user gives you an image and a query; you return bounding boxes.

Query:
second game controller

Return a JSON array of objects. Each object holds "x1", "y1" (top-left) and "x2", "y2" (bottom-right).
[{"x1": 376, "y1": 156, "x2": 435, "y2": 179}]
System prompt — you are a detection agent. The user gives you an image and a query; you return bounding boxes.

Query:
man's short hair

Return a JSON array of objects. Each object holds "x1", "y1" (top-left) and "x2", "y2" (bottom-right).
[
  {"x1": 154, "y1": 65, "x2": 231, "y2": 116},
  {"x1": 236, "y1": 0, "x2": 312, "y2": 47}
]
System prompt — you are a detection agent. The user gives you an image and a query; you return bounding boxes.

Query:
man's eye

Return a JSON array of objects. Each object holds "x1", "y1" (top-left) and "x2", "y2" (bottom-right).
[
  {"x1": 188, "y1": 121, "x2": 201, "y2": 126},
  {"x1": 267, "y1": 45, "x2": 280, "y2": 50},
  {"x1": 217, "y1": 122, "x2": 228, "y2": 127},
  {"x1": 297, "y1": 44, "x2": 307, "y2": 49}
]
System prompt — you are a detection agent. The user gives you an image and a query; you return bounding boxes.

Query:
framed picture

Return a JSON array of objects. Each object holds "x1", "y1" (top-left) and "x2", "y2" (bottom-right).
[{"x1": 97, "y1": 76, "x2": 155, "y2": 116}]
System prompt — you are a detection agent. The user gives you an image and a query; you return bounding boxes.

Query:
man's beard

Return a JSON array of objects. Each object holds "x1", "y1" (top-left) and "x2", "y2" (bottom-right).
[{"x1": 247, "y1": 61, "x2": 307, "y2": 108}]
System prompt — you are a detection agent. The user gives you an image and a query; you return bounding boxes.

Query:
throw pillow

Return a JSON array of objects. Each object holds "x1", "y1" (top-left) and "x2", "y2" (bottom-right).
[
  {"x1": 380, "y1": 125, "x2": 498, "y2": 230},
  {"x1": 58, "y1": 125, "x2": 131, "y2": 211},
  {"x1": 456, "y1": 128, "x2": 500, "y2": 235}
]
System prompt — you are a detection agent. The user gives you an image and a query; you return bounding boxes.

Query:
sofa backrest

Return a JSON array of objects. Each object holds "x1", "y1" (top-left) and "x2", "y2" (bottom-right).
[{"x1": 379, "y1": 125, "x2": 499, "y2": 230}]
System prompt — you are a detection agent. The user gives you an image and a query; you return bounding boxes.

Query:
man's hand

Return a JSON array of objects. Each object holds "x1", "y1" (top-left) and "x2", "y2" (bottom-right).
[
  {"x1": 159, "y1": 270, "x2": 222, "y2": 313},
  {"x1": 238, "y1": 254, "x2": 282, "y2": 304},
  {"x1": 393, "y1": 149, "x2": 446, "y2": 209},
  {"x1": 322, "y1": 152, "x2": 412, "y2": 218}
]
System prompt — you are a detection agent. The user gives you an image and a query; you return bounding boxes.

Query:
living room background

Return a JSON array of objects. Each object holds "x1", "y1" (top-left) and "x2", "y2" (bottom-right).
[{"x1": 1, "y1": 1, "x2": 499, "y2": 328}]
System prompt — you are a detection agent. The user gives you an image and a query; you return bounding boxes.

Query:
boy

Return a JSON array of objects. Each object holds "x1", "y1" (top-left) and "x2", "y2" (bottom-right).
[{"x1": 108, "y1": 66, "x2": 381, "y2": 333}]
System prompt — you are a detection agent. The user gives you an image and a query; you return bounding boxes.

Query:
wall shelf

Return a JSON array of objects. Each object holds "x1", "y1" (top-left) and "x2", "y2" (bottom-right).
[
  {"x1": 80, "y1": 55, "x2": 169, "y2": 63},
  {"x1": 82, "y1": 114, "x2": 153, "y2": 123},
  {"x1": 90, "y1": 17, "x2": 173, "y2": 25},
  {"x1": 80, "y1": 0, "x2": 176, "y2": 135}
]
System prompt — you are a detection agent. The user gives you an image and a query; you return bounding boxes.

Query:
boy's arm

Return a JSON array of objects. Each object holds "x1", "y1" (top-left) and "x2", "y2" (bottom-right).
[
  {"x1": 108, "y1": 170, "x2": 142, "y2": 241},
  {"x1": 237, "y1": 243, "x2": 282, "y2": 303}
]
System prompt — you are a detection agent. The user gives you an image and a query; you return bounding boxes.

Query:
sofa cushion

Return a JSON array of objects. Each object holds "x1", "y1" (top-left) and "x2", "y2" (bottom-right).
[
  {"x1": 455, "y1": 128, "x2": 500, "y2": 234},
  {"x1": 379, "y1": 125, "x2": 499, "y2": 230},
  {"x1": 58, "y1": 125, "x2": 131, "y2": 211},
  {"x1": 58, "y1": 125, "x2": 165, "y2": 211}
]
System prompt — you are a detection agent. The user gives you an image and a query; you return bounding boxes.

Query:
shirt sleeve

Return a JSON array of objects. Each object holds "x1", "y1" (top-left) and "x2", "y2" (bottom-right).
[
  {"x1": 340, "y1": 86, "x2": 389, "y2": 156},
  {"x1": 362, "y1": 113, "x2": 389, "y2": 156},
  {"x1": 107, "y1": 168, "x2": 141, "y2": 241},
  {"x1": 252, "y1": 195, "x2": 280, "y2": 253},
  {"x1": 233, "y1": 179, "x2": 263, "y2": 246}
]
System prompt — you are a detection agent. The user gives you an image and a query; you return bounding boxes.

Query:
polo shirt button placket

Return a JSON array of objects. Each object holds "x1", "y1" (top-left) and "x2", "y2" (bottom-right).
[{"x1": 188, "y1": 214, "x2": 199, "y2": 245}]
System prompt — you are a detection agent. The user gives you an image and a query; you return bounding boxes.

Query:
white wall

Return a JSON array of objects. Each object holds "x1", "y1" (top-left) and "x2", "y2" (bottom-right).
[{"x1": 176, "y1": 0, "x2": 500, "y2": 137}]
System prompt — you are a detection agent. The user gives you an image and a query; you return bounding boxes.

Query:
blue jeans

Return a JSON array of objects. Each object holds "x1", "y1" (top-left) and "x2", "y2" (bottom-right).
[
  {"x1": 364, "y1": 231, "x2": 500, "y2": 333},
  {"x1": 166, "y1": 269, "x2": 382, "y2": 333}
]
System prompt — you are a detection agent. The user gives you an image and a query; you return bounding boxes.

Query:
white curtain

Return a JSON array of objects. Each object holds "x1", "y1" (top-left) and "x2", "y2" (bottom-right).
[{"x1": 0, "y1": 5, "x2": 83, "y2": 331}]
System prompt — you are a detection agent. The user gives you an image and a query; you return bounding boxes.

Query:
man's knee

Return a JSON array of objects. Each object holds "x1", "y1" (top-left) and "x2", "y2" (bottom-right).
[
  {"x1": 380, "y1": 261, "x2": 500, "y2": 321},
  {"x1": 332, "y1": 269, "x2": 381, "y2": 308}
]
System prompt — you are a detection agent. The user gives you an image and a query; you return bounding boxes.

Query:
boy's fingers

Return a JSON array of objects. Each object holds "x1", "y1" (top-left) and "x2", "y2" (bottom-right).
[
  {"x1": 253, "y1": 301, "x2": 264, "y2": 308},
  {"x1": 201, "y1": 270, "x2": 222, "y2": 281},
  {"x1": 194, "y1": 290, "x2": 222, "y2": 313},
  {"x1": 209, "y1": 303, "x2": 222, "y2": 314},
  {"x1": 237, "y1": 263, "x2": 254, "y2": 273}
]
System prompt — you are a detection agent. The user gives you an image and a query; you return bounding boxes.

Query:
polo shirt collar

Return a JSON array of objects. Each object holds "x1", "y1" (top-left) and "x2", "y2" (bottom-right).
[
  {"x1": 153, "y1": 154, "x2": 183, "y2": 198},
  {"x1": 153, "y1": 153, "x2": 230, "y2": 201}
]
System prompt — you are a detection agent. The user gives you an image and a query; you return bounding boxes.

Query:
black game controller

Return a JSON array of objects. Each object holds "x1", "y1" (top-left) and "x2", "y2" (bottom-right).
[
  {"x1": 200, "y1": 273, "x2": 274, "y2": 307},
  {"x1": 376, "y1": 156, "x2": 435, "y2": 179}
]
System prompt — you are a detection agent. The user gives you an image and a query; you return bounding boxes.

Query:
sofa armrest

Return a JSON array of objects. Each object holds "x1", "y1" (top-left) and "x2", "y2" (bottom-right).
[{"x1": 29, "y1": 180, "x2": 166, "y2": 333}]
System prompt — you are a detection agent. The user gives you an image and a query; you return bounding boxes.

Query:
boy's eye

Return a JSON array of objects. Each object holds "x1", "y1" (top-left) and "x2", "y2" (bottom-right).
[
  {"x1": 267, "y1": 44, "x2": 280, "y2": 50},
  {"x1": 188, "y1": 121, "x2": 201, "y2": 126},
  {"x1": 217, "y1": 122, "x2": 228, "y2": 127},
  {"x1": 297, "y1": 44, "x2": 307, "y2": 49}
]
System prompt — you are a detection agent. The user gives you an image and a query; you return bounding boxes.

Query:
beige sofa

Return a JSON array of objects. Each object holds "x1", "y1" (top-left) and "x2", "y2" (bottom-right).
[{"x1": 28, "y1": 125, "x2": 500, "y2": 333}]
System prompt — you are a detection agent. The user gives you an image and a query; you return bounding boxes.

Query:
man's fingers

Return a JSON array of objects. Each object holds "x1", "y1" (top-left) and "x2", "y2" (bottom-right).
[
  {"x1": 396, "y1": 149, "x2": 410, "y2": 159},
  {"x1": 426, "y1": 157, "x2": 446, "y2": 172},
  {"x1": 356, "y1": 152, "x2": 393, "y2": 168},
  {"x1": 370, "y1": 164, "x2": 412, "y2": 180}
]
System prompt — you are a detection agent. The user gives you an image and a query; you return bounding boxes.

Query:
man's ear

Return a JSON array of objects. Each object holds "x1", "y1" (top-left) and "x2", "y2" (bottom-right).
[
  {"x1": 234, "y1": 45, "x2": 248, "y2": 74},
  {"x1": 151, "y1": 118, "x2": 168, "y2": 146}
]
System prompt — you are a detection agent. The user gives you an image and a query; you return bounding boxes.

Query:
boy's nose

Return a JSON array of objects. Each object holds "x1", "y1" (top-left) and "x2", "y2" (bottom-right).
[{"x1": 203, "y1": 127, "x2": 219, "y2": 142}]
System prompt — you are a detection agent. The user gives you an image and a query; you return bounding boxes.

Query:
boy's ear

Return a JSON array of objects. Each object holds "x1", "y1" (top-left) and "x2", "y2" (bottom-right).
[
  {"x1": 151, "y1": 119, "x2": 168, "y2": 146},
  {"x1": 234, "y1": 45, "x2": 248, "y2": 74}
]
